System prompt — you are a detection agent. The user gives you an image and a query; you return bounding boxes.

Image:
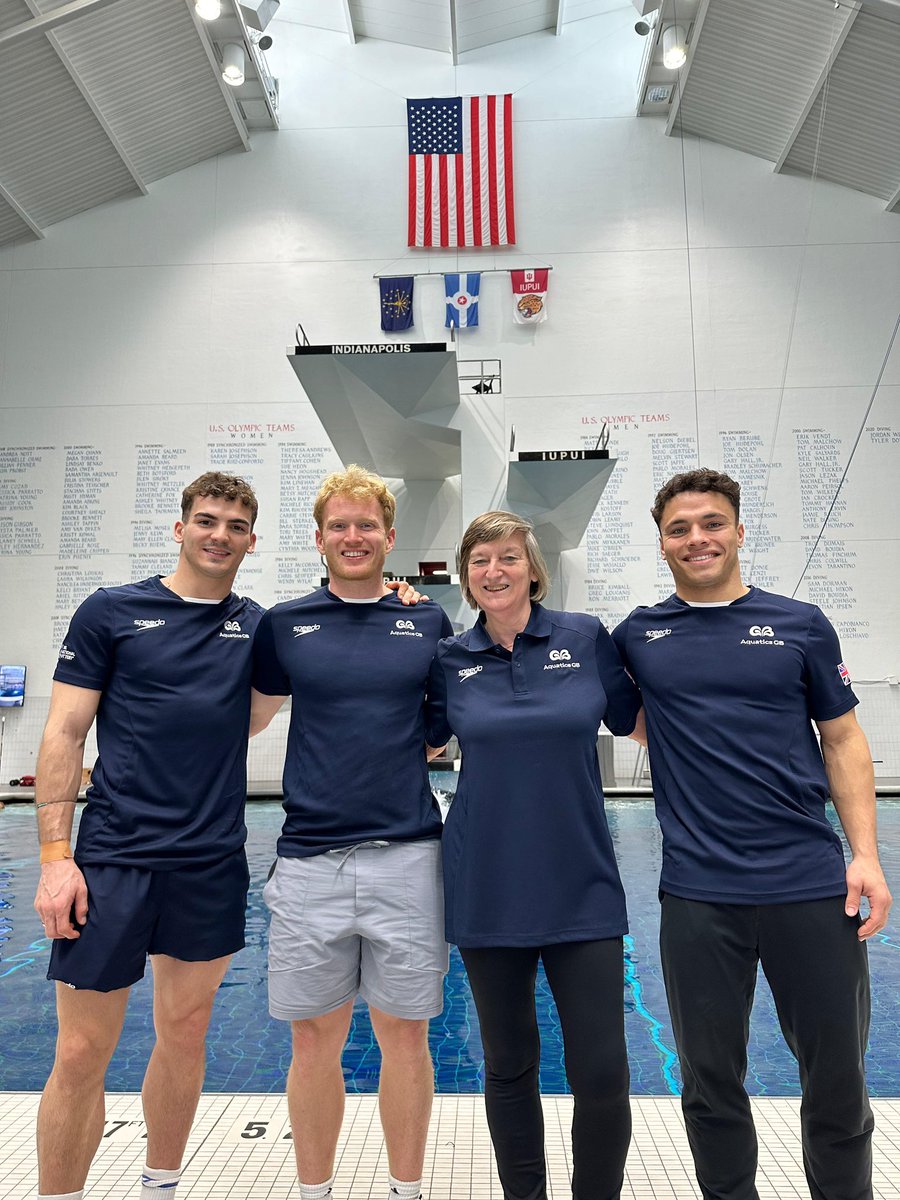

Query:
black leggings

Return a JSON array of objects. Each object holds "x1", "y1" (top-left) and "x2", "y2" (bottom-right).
[{"x1": 460, "y1": 939, "x2": 630, "y2": 1200}]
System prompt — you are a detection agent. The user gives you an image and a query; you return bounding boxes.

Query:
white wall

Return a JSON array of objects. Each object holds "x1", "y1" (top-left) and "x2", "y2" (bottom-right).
[{"x1": 1, "y1": 2, "x2": 898, "y2": 782}]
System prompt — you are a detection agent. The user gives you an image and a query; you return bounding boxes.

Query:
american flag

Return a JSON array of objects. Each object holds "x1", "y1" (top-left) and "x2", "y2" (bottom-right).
[{"x1": 407, "y1": 95, "x2": 515, "y2": 248}]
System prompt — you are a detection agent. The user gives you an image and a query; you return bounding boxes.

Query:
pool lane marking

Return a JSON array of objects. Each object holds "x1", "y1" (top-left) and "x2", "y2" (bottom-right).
[{"x1": 623, "y1": 935, "x2": 681, "y2": 1095}]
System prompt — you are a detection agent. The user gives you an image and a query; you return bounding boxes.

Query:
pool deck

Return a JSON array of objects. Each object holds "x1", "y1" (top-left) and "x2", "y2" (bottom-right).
[{"x1": 2, "y1": 1093, "x2": 900, "y2": 1200}]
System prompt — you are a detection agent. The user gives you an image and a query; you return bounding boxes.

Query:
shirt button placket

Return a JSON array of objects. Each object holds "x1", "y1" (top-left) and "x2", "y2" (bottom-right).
[{"x1": 513, "y1": 636, "x2": 527, "y2": 697}]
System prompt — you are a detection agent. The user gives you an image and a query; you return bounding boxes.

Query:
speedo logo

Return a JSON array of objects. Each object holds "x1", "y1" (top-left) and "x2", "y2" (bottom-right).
[
  {"x1": 645, "y1": 628, "x2": 672, "y2": 641},
  {"x1": 134, "y1": 619, "x2": 166, "y2": 630},
  {"x1": 458, "y1": 665, "x2": 483, "y2": 682},
  {"x1": 293, "y1": 624, "x2": 321, "y2": 637},
  {"x1": 544, "y1": 646, "x2": 581, "y2": 671},
  {"x1": 391, "y1": 618, "x2": 423, "y2": 638},
  {"x1": 220, "y1": 619, "x2": 249, "y2": 640},
  {"x1": 741, "y1": 624, "x2": 784, "y2": 647}
]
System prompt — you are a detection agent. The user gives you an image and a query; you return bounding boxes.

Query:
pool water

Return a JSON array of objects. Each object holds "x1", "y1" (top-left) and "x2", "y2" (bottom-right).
[{"x1": 2, "y1": 794, "x2": 899, "y2": 1096}]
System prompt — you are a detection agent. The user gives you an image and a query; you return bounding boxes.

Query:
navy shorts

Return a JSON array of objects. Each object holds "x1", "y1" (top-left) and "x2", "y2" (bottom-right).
[{"x1": 47, "y1": 849, "x2": 250, "y2": 992}]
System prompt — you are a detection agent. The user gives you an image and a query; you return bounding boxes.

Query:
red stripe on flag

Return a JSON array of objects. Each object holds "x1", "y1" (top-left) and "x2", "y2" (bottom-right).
[
  {"x1": 439, "y1": 155, "x2": 449, "y2": 248},
  {"x1": 455, "y1": 153, "x2": 465, "y2": 248},
  {"x1": 503, "y1": 93, "x2": 515, "y2": 244},
  {"x1": 407, "y1": 157, "x2": 417, "y2": 247},
  {"x1": 423, "y1": 156, "x2": 433, "y2": 247},
  {"x1": 470, "y1": 96, "x2": 482, "y2": 247},
  {"x1": 487, "y1": 95, "x2": 499, "y2": 246}
]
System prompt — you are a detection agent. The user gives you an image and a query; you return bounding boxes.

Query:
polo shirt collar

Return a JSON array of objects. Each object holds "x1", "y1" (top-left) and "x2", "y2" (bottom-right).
[{"x1": 468, "y1": 602, "x2": 552, "y2": 650}]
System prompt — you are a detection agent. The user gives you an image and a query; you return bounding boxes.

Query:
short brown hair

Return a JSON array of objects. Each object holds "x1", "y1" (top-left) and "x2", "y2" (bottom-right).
[
  {"x1": 457, "y1": 511, "x2": 551, "y2": 610},
  {"x1": 313, "y1": 464, "x2": 396, "y2": 531},
  {"x1": 651, "y1": 468, "x2": 741, "y2": 528},
  {"x1": 181, "y1": 472, "x2": 258, "y2": 528}
]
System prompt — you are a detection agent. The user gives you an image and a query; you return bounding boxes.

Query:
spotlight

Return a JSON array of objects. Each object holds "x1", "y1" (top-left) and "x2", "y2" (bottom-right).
[
  {"x1": 194, "y1": 0, "x2": 221, "y2": 19},
  {"x1": 662, "y1": 24, "x2": 687, "y2": 69},
  {"x1": 258, "y1": 34, "x2": 273, "y2": 50},
  {"x1": 634, "y1": 13, "x2": 656, "y2": 35},
  {"x1": 222, "y1": 42, "x2": 246, "y2": 87}
]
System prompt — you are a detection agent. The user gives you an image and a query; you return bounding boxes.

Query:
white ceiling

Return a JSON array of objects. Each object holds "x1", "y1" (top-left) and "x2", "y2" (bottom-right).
[
  {"x1": 0, "y1": 0, "x2": 277, "y2": 247},
  {"x1": 638, "y1": 0, "x2": 900, "y2": 212},
  {"x1": 0, "y1": 0, "x2": 897, "y2": 249}
]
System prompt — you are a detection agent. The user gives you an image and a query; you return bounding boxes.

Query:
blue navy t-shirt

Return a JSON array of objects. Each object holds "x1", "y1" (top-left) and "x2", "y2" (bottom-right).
[
  {"x1": 252, "y1": 589, "x2": 453, "y2": 856},
  {"x1": 426, "y1": 604, "x2": 641, "y2": 948},
  {"x1": 612, "y1": 587, "x2": 857, "y2": 904},
  {"x1": 53, "y1": 576, "x2": 264, "y2": 869}
]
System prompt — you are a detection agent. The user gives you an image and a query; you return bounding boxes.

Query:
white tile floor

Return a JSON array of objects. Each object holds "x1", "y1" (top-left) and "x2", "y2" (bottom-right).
[{"x1": 3, "y1": 1093, "x2": 900, "y2": 1200}]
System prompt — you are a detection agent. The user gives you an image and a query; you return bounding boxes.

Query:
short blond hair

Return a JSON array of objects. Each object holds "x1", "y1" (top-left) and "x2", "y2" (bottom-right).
[
  {"x1": 313, "y1": 464, "x2": 396, "y2": 531},
  {"x1": 457, "y1": 511, "x2": 551, "y2": 610}
]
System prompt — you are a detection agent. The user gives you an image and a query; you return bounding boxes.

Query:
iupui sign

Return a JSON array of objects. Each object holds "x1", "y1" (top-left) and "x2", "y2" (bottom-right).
[{"x1": 516, "y1": 449, "x2": 610, "y2": 462}]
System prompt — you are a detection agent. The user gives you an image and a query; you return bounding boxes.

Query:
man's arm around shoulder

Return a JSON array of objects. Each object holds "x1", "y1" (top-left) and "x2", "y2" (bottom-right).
[
  {"x1": 818, "y1": 708, "x2": 892, "y2": 940},
  {"x1": 33, "y1": 681, "x2": 101, "y2": 940}
]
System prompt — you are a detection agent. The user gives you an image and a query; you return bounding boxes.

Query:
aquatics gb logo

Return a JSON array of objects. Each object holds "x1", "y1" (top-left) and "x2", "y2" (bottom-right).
[
  {"x1": 391, "y1": 618, "x2": 422, "y2": 637},
  {"x1": 741, "y1": 624, "x2": 784, "y2": 646},
  {"x1": 544, "y1": 646, "x2": 581, "y2": 670},
  {"x1": 220, "y1": 619, "x2": 250, "y2": 639}
]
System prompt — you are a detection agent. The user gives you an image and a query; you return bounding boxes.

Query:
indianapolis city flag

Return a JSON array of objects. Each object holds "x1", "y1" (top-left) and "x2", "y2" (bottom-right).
[
  {"x1": 380, "y1": 276, "x2": 414, "y2": 332},
  {"x1": 444, "y1": 273, "x2": 481, "y2": 328},
  {"x1": 511, "y1": 269, "x2": 549, "y2": 325},
  {"x1": 407, "y1": 95, "x2": 515, "y2": 248}
]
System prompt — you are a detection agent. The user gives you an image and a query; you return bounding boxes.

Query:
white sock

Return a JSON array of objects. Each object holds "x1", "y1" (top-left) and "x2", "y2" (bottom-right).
[
  {"x1": 388, "y1": 1175, "x2": 422, "y2": 1200},
  {"x1": 140, "y1": 1166, "x2": 182, "y2": 1200},
  {"x1": 298, "y1": 1177, "x2": 334, "y2": 1200},
  {"x1": 38, "y1": 1192, "x2": 84, "y2": 1200}
]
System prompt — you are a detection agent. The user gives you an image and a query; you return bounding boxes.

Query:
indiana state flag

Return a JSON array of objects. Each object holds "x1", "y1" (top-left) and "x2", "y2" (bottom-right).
[
  {"x1": 444, "y1": 273, "x2": 480, "y2": 328},
  {"x1": 380, "y1": 276, "x2": 414, "y2": 331}
]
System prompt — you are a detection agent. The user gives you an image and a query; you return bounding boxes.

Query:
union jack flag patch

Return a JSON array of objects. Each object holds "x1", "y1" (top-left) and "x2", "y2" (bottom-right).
[{"x1": 837, "y1": 662, "x2": 851, "y2": 686}]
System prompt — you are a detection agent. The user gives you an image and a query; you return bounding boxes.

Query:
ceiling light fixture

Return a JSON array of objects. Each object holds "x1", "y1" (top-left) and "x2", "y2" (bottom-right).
[
  {"x1": 195, "y1": 0, "x2": 222, "y2": 19},
  {"x1": 222, "y1": 42, "x2": 246, "y2": 87},
  {"x1": 662, "y1": 24, "x2": 687, "y2": 69}
]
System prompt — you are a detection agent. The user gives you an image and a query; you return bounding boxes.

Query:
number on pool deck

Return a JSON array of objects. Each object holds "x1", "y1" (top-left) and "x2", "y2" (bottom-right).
[
  {"x1": 103, "y1": 1121, "x2": 130, "y2": 1138},
  {"x1": 241, "y1": 1121, "x2": 269, "y2": 1139}
]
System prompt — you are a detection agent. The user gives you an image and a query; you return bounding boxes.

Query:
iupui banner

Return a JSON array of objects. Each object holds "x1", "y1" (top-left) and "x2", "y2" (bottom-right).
[
  {"x1": 380, "y1": 276, "x2": 414, "y2": 332},
  {"x1": 511, "y1": 269, "x2": 548, "y2": 324},
  {"x1": 444, "y1": 273, "x2": 480, "y2": 328}
]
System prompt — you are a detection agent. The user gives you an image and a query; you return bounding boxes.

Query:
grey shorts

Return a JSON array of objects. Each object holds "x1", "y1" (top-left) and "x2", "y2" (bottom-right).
[{"x1": 263, "y1": 838, "x2": 449, "y2": 1022}]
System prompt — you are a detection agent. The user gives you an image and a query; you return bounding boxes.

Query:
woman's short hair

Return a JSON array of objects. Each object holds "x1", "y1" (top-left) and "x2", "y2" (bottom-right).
[{"x1": 457, "y1": 510, "x2": 551, "y2": 610}]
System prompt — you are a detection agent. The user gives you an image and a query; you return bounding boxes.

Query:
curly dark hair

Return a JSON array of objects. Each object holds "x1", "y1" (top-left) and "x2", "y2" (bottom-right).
[
  {"x1": 651, "y1": 468, "x2": 741, "y2": 528},
  {"x1": 181, "y1": 472, "x2": 258, "y2": 528}
]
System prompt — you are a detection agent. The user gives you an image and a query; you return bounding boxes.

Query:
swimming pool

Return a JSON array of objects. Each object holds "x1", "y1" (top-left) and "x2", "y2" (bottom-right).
[{"x1": 2, "y1": 793, "x2": 898, "y2": 1095}]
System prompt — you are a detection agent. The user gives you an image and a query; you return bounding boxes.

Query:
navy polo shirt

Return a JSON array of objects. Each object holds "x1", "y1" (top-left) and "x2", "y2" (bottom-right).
[
  {"x1": 426, "y1": 604, "x2": 640, "y2": 948},
  {"x1": 612, "y1": 587, "x2": 857, "y2": 904},
  {"x1": 252, "y1": 589, "x2": 453, "y2": 856},
  {"x1": 53, "y1": 576, "x2": 264, "y2": 869}
]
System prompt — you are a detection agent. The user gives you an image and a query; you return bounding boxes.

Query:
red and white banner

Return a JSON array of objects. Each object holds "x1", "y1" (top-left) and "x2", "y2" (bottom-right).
[{"x1": 511, "y1": 269, "x2": 549, "y2": 324}]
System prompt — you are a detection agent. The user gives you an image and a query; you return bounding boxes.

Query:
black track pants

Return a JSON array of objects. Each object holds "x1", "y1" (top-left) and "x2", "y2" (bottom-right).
[
  {"x1": 460, "y1": 938, "x2": 631, "y2": 1200},
  {"x1": 660, "y1": 894, "x2": 873, "y2": 1200}
]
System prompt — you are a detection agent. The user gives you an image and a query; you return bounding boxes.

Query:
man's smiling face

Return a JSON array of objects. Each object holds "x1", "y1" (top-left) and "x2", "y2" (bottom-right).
[
  {"x1": 658, "y1": 490, "x2": 745, "y2": 602},
  {"x1": 315, "y1": 496, "x2": 395, "y2": 598}
]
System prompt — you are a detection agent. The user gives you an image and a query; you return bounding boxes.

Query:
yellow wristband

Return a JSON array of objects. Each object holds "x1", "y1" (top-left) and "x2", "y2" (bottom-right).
[{"x1": 40, "y1": 840, "x2": 74, "y2": 864}]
